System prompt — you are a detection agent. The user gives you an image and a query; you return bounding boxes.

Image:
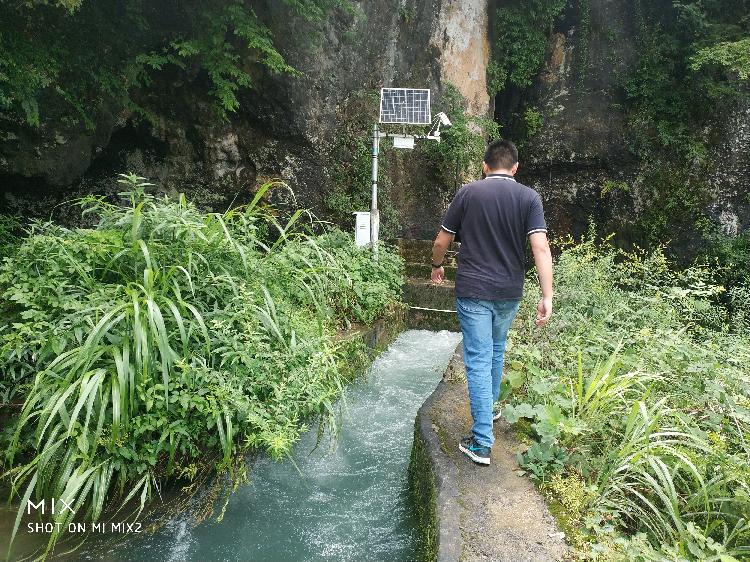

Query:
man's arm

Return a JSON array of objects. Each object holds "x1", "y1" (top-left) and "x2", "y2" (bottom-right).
[
  {"x1": 529, "y1": 232, "x2": 553, "y2": 326},
  {"x1": 431, "y1": 229, "x2": 454, "y2": 283}
]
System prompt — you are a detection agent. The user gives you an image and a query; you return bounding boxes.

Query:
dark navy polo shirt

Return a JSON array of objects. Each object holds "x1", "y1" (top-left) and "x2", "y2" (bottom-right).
[{"x1": 440, "y1": 173, "x2": 547, "y2": 300}]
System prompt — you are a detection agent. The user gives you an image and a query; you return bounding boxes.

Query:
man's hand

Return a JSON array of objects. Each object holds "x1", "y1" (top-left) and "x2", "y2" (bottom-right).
[
  {"x1": 431, "y1": 266, "x2": 445, "y2": 284},
  {"x1": 431, "y1": 229, "x2": 454, "y2": 285},
  {"x1": 530, "y1": 231, "x2": 553, "y2": 327},
  {"x1": 535, "y1": 297, "x2": 553, "y2": 326}
]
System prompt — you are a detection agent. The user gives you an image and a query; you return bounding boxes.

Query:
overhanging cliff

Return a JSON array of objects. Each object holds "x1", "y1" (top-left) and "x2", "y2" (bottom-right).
[{"x1": 1, "y1": 0, "x2": 748, "y2": 249}]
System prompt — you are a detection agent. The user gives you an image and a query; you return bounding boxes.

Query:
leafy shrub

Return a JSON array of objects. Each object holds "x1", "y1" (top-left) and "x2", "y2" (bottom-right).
[
  {"x1": 420, "y1": 84, "x2": 499, "y2": 190},
  {"x1": 517, "y1": 441, "x2": 569, "y2": 480},
  {"x1": 0, "y1": 174, "x2": 402, "y2": 558},
  {"x1": 0, "y1": 1, "x2": 353, "y2": 127},
  {"x1": 501, "y1": 235, "x2": 750, "y2": 559},
  {"x1": 0, "y1": 215, "x2": 20, "y2": 259}
]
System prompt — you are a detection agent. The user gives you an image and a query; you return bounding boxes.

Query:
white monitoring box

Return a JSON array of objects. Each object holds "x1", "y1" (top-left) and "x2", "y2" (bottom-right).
[
  {"x1": 392, "y1": 135, "x2": 415, "y2": 149},
  {"x1": 353, "y1": 212, "x2": 371, "y2": 247}
]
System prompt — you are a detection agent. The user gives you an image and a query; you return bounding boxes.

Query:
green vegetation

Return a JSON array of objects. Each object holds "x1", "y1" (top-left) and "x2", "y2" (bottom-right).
[
  {"x1": 0, "y1": 174, "x2": 403, "y2": 558},
  {"x1": 488, "y1": 0, "x2": 567, "y2": 95},
  {"x1": 398, "y1": 5, "x2": 417, "y2": 24},
  {"x1": 501, "y1": 236, "x2": 750, "y2": 559},
  {"x1": 690, "y1": 37, "x2": 750, "y2": 80},
  {"x1": 326, "y1": 85, "x2": 497, "y2": 236},
  {"x1": 700, "y1": 227, "x2": 750, "y2": 334},
  {"x1": 0, "y1": 0, "x2": 351, "y2": 127},
  {"x1": 419, "y1": 84, "x2": 499, "y2": 189}
]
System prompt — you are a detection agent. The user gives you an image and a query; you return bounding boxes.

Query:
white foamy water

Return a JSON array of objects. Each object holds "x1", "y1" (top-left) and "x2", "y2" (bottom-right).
[{"x1": 102, "y1": 329, "x2": 461, "y2": 562}]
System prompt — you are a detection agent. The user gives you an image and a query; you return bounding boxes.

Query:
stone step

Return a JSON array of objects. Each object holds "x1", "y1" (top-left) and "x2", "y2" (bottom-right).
[
  {"x1": 406, "y1": 306, "x2": 459, "y2": 331},
  {"x1": 402, "y1": 277, "x2": 456, "y2": 311},
  {"x1": 402, "y1": 276, "x2": 460, "y2": 331},
  {"x1": 403, "y1": 262, "x2": 457, "y2": 281},
  {"x1": 397, "y1": 239, "x2": 461, "y2": 332},
  {"x1": 394, "y1": 238, "x2": 459, "y2": 267}
]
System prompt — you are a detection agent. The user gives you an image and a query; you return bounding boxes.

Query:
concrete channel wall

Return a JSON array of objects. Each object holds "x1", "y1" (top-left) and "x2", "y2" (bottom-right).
[
  {"x1": 409, "y1": 379, "x2": 463, "y2": 562},
  {"x1": 398, "y1": 238, "x2": 462, "y2": 562}
]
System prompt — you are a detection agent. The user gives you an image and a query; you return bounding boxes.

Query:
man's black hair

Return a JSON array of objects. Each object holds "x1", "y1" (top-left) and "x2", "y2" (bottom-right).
[{"x1": 484, "y1": 139, "x2": 518, "y2": 170}]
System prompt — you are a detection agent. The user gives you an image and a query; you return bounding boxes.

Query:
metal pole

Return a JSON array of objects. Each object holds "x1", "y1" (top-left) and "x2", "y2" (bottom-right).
[{"x1": 370, "y1": 123, "x2": 380, "y2": 259}]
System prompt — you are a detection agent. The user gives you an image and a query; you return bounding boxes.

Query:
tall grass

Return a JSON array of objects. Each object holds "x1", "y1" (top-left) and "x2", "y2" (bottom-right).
[
  {"x1": 502, "y1": 237, "x2": 750, "y2": 560},
  {"x1": 0, "y1": 174, "x2": 403, "y2": 559}
]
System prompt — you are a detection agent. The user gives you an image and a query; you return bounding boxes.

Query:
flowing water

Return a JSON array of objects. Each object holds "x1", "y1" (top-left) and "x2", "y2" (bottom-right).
[{"x1": 81, "y1": 329, "x2": 461, "y2": 562}]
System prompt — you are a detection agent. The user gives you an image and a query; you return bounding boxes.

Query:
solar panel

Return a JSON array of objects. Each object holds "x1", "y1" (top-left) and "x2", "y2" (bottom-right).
[{"x1": 379, "y1": 88, "x2": 431, "y2": 125}]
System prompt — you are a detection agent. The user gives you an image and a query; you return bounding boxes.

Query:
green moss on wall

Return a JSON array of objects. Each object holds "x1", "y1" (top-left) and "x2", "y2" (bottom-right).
[{"x1": 407, "y1": 416, "x2": 438, "y2": 562}]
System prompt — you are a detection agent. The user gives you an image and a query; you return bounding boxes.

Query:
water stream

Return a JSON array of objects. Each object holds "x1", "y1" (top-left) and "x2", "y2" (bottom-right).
[{"x1": 85, "y1": 329, "x2": 461, "y2": 562}]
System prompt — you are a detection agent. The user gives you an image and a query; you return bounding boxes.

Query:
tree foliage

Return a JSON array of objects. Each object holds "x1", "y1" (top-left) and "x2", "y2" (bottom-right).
[
  {"x1": 487, "y1": 0, "x2": 567, "y2": 95},
  {"x1": 0, "y1": 0, "x2": 350, "y2": 128},
  {"x1": 690, "y1": 37, "x2": 750, "y2": 80}
]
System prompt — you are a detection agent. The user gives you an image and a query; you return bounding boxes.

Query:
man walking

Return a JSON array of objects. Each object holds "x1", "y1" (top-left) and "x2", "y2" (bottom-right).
[{"x1": 430, "y1": 139, "x2": 553, "y2": 466}]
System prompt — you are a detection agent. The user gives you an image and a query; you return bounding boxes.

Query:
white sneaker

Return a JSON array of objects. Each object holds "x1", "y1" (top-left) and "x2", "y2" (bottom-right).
[{"x1": 492, "y1": 411, "x2": 502, "y2": 422}]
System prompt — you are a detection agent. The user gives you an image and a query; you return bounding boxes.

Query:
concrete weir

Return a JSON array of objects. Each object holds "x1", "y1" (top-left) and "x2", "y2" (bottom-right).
[{"x1": 398, "y1": 239, "x2": 568, "y2": 562}]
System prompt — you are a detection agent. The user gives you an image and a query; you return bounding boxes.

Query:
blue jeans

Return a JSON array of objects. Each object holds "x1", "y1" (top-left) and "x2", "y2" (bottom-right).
[{"x1": 456, "y1": 297, "x2": 520, "y2": 448}]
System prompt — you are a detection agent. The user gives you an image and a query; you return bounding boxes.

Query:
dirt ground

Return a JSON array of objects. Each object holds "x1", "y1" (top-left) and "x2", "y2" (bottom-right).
[{"x1": 430, "y1": 344, "x2": 569, "y2": 562}]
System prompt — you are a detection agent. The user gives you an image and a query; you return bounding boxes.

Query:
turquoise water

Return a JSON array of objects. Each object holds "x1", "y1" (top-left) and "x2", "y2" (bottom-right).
[{"x1": 88, "y1": 329, "x2": 461, "y2": 562}]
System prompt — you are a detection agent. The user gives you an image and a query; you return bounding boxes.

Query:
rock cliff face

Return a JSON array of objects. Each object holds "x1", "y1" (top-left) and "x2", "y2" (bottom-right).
[
  {"x1": 501, "y1": 0, "x2": 641, "y2": 245},
  {"x1": 705, "y1": 100, "x2": 750, "y2": 237},
  {"x1": 0, "y1": 0, "x2": 491, "y2": 237},
  {"x1": 501, "y1": 0, "x2": 749, "y2": 248},
  {"x1": 0, "y1": 0, "x2": 747, "y2": 244}
]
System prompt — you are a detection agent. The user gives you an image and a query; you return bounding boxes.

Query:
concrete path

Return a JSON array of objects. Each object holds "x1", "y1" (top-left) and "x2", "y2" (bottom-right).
[{"x1": 429, "y1": 344, "x2": 568, "y2": 562}]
